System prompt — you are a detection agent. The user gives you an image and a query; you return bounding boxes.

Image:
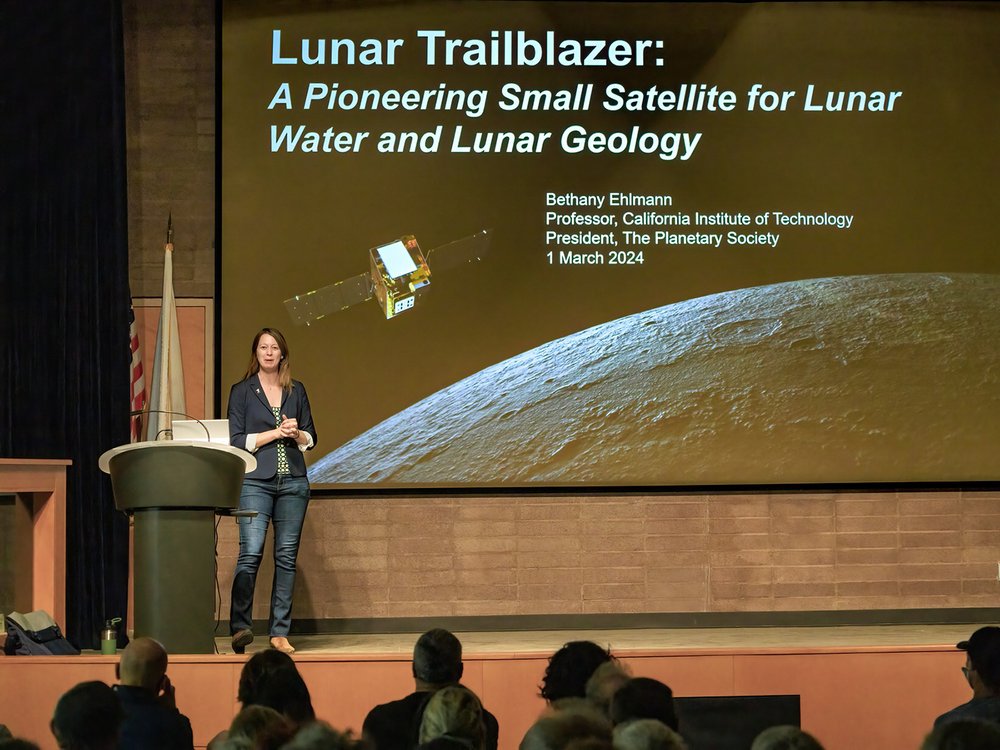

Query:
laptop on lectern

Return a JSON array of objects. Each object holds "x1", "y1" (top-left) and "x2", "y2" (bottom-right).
[{"x1": 171, "y1": 419, "x2": 230, "y2": 445}]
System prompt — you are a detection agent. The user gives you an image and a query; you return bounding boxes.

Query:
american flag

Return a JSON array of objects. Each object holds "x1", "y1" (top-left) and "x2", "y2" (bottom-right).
[{"x1": 129, "y1": 303, "x2": 146, "y2": 442}]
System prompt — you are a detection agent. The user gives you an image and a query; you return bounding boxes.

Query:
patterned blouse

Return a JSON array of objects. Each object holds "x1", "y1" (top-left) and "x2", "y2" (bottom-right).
[{"x1": 272, "y1": 406, "x2": 290, "y2": 475}]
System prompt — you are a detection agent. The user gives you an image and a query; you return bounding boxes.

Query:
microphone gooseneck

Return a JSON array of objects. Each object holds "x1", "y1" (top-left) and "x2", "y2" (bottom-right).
[{"x1": 129, "y1": 408, "x2": 212, "y2": 442}]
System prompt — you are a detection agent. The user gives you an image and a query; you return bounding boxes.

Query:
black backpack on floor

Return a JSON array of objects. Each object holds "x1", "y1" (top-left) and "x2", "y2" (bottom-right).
[{"x1": 3, "y1": 610, "x2": 79, "y2": 655}]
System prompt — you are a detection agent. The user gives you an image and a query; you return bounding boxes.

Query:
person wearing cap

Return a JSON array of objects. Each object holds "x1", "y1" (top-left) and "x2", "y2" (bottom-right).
[{"x1": 934, "y1": 626, "x2": 1000, "y2": 728}]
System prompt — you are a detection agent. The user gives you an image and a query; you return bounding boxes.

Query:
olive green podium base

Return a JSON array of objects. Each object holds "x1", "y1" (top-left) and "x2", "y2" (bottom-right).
[{"x1": 133, "y1": 508, "x2": 217, "y2": 654}]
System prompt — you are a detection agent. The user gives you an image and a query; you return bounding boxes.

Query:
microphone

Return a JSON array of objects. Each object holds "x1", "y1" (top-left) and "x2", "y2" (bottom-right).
[{"x1": 129, "y1": 409, "x2": 212, "y2": 442}]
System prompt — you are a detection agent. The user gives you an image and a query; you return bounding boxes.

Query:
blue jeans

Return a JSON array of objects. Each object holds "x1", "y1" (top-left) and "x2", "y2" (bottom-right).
[{"x1": 229, "y1": 475, "x2": 310, "y2": 637}]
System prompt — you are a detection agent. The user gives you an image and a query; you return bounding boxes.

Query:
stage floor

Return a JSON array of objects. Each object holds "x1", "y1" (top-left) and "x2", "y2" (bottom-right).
[{"x1": 213, "y1": 623, "x2": 977, "y2": 656}]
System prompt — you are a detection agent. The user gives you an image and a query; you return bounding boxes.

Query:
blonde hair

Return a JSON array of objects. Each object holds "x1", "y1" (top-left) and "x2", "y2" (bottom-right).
[
  {"x1": 419, "y1": 686, "x2": 486, "y2": 749},
  {"x1": 244, "y1": 327, "x2": 292, "y2": 391},
  {"x1": 613, "y1": 720, "x2": 687, "y2": 750}
]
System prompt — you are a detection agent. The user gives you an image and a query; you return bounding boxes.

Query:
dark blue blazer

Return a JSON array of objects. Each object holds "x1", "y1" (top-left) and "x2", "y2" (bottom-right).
[{"x1": 227, "y1": 374, "x2": 317, "y2": 480}]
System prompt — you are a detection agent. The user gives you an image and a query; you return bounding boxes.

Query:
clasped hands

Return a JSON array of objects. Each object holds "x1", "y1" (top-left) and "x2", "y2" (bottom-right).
[{"x1": 277, "y1": 414, "x2": 300, "y2": 441}]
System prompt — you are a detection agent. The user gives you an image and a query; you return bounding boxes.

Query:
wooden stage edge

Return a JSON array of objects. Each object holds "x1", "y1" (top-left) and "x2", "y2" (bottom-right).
[{"x1": 0, "y1": 625, "x2": 987, "y2": 750}]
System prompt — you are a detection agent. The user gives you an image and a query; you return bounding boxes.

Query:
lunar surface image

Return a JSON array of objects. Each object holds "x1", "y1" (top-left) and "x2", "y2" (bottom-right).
[{"x1": 309, "y1": 274, "x2": 1000, "y2": 486}]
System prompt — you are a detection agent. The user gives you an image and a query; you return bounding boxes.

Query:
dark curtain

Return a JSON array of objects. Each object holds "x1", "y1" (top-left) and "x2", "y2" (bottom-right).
[{"x1": 1, "y1": 0, "x2": 131, "y2": 649}]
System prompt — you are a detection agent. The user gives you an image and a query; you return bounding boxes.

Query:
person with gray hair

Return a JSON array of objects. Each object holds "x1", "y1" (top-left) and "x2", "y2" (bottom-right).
[
  {"x1": 225, "y1": 705, "x2": 295, "y2": 750},
  {"x1": 281, "y1": 722, "x2": 362, "y2": 750},
  {"x1": 519, "y1": 703, "x2": 613, "y2": 750},
  {"x1": 750, "y1": 725, "x2": 824, "y2": 750},
  {"x1": 585, "y1": 662, "x2": 632, "y2": 718},
  {"x1": 363, "y1": 630, "x2": 499, "y2": 750},
  {"x1": 612, "y1": 719, "x2": 686, "y2": 750}
]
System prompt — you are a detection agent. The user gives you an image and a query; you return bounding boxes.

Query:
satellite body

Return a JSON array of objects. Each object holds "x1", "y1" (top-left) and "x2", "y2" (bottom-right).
[{"x1": 369, "y1": 235, "x2": 432, "y2": 319}]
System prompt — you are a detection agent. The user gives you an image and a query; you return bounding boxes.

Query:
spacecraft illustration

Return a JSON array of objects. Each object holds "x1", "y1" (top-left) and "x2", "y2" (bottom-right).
[{"x1": 284, "y1": 229, "x2": 492, "y2": 324}]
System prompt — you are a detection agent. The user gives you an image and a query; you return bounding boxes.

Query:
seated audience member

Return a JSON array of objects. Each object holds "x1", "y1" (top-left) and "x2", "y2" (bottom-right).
[
  {"x1": 238, "y1": 650, "x2": 316, "y2": 728},
  {"x1": 612, "y1": 719, "x2": 686, "y2": 750},
  {"x1": 540, "y1": 642, "x2": 614, "y2": 704},
  {"x1": 520, "y1": 704, "x2": 613, "y2": 750},
  {"x1": 114, "y1": 637, "x2": 194, "y2": 749},
  {"x1": 547, "y1": 699, "x2": 607, "y2": 720},
  {"x1": 935, "y1": 626, "x2": 1000, "y2": 728},
  {"x1": 416, "y1": 741, "x2": 470, "y2": 750},
  {"x1": 0, "y1": 725, "x2": 40, "y2": 750},
  {"x1": 0, "y1": 741, "x2": 42, "y2": 750},
  {"x1": 280, "y1": 722, "x2": 360, "y2": 750},
  {"x1": 922, "y1": 718, "x2": 1000, "y2": 750},
  {"x1": 50, "y1": 681, "x2": 123, "y2": 750},
  {"x1": 211, "y1": 651, "x2": 315, "y2": 748},
  {"x1": 608, "y1": 679, "x2": 678, "y2": 733},
  {"x1": 207, "y1": 739, "x2": 254, "y2": 750},
  {"x1": 418, "y1": 686, "x2": 486, "y2": 750},
  {"x1": 750, "y1": 725, "x2": 824, "y2": 750},
  {"x1": 585, "y1": 662, "x2": 632, "y2": 718},
  {"x1": 227, "y1": 706, "x2": 295, "y2": 750},
  {"x1": 363, "y1": 629, "x2": 499, "y2": 750}
]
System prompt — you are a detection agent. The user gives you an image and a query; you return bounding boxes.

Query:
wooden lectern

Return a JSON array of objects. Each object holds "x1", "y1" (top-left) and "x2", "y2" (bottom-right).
[
  {"x1": 0, "y1": 459, "x2": 69, "y2": 629},
  {"x1": 99, "y1": 441, "x2": 255, "y2": 654}
]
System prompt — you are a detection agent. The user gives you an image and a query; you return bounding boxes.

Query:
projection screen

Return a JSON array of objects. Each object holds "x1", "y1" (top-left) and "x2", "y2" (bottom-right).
[{"x1": 221, "y1": 1, "x2": 1000, "y2": 490}]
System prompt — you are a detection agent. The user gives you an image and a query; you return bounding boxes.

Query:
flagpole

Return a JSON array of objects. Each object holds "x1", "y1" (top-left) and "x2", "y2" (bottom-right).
[{"x1": 146, "y1": 214, "x2": 187, "y2": 440}]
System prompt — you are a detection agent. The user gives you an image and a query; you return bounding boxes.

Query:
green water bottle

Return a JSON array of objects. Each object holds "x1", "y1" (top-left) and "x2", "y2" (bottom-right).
[{"x1": 101, "y1": 617, "x2": 122, "y2": 655}]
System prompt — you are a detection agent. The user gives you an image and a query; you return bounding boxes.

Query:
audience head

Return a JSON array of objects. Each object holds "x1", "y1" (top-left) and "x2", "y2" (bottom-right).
[
  {"x1": 50, "y1": 681, "x2": 123, "y2": 750},
  {"x1": 521, "y1": 702, "x2": 613, "y2": 750},
  {"x1": 547, "y1": 699, "x2": 607, "y2": 719},
  {"x1": 0, "y1": 727, "x2": 11, "y2": 741},
  {"x1": 585, "y1": 661, "x2": 632, "y2": 716},
  {"x1": 540, "y1": 641, "x2": 614, "y2": 703},
  {"x1": 238, "y1": 649, "x2": 315, "y2": 725},
  {"x1": 227, "y1": 705, "x2": 295, "y2": 750},
  {"x1": 612, "y1": 719, "x2": 687, "y2": 750},
  {"x1": 608, "y1": 678, "x2": 678, "y2": 732},
  {"x1": 418, "y1": 686, "x2": 486, "y2": 750},
  {"x1": 238, "y1": 648, "x2": 295, "y2": 703},
  {"x1": 211, "y1": 737, "x2": 255, "y2": 750},
  {"x1": 418, "y1": 739, "x2": 476, "y2": 750},
  {"x1": 922, "y1": 719, "x2": 1000, "y2": 750},
  {"x1": 0, "y1": 741, "x2": 42, "y2": 750},
  {"x1": 751, "y1": 725, "x2": 824, "y2": 750},
  {"x1": 116, "y1": 637, "x2": 168, "y2": 692},
  {"x1": 208, "y1": 732, "x2": 257, "y2": 750},
  {"x1": 957, "y1": 626, "x2": 1000, "y2": 695},
  {"x1": 281, "y1": 722, "x2": 362, "y2": 750},
  {"x1": 413, "y1": 629, "x2": 464, "y2": 687}
]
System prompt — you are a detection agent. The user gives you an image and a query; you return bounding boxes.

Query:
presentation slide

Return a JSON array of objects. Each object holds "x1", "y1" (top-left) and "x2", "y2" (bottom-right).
[{"x1": 221, "y1": 1, "x2": 1000, "y2": 489}]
